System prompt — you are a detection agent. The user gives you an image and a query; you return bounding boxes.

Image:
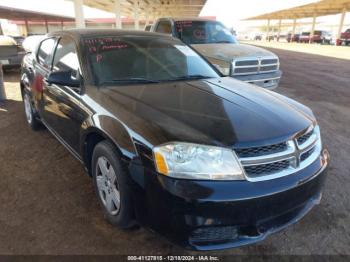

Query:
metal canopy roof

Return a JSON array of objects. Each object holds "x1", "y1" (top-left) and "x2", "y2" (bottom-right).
[
  {"x1": 245, "y1": 0, "x2": 350, "y2": 20},
  {"x1": 0, "y1": 5, "x2": 75, "y2": 22},
  {"x1": 82, "y1": 0, "x2": 207, "y2": 18}
]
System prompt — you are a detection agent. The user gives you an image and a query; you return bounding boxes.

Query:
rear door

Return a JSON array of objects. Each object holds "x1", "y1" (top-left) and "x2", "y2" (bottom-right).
[{"x1": 42, "y1": 36, "x2": 84, "y2": 153}]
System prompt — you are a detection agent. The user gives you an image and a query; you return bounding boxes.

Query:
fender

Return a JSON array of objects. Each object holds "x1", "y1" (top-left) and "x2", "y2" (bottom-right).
[
  {"x1": 80, "y1": 114, "x2": 148, "y2": 191},
  {"x1": 80, "y1": 114, "x2": 138, "y2": 164}
]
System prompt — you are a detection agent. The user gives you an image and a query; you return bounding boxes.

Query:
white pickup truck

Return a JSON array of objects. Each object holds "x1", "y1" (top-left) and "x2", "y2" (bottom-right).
[{"x1": 151, "y1": 18, "x2": 282, "y2": 89}]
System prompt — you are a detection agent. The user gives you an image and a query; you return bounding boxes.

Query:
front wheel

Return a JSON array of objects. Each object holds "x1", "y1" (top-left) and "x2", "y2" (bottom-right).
[
  {"x1": 92, "y1": 140, "x2": 135, "y2": 228},
  {"x1": 23, "y1": 91, "x2": 41, "y2": 130}
]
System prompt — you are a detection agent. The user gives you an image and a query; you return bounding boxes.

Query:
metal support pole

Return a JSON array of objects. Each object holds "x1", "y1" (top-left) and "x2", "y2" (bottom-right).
[
  {"x1": 337, "y1": 7, "x2": 347, "y2": 41},
  {"x1": 45, "y1": 20, "x2": 49, "y2": 33},
  {"x1": 134, "y1": 0, "x2": 139, "y2": 30},
  {"x1": 266, "y1": 19, "x2": 270, "y2": 41},
  {"x1": 74, "y1": 0, "x2": 85, "y2": 28},
  {"x1": 25, "y1": 19, "x2": 29, "y2": 36},
  {"x1": 115, "y1": 0, "x2": 122, "y2": 29},
  {"x1": 292, "y1": 18, "x2": 297, "y2": 39},
  {"x1": 145, "y1": 8, "x2": 149, "y2": 27},
  {"x1": 310, "y1": 14, "x2": 316, "y2": 44},
  {"x1": 277, "y1": 19, "x2": 282, "y2": 41}
]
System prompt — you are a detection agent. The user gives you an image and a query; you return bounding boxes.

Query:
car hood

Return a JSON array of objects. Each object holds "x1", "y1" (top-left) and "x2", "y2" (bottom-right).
[
  {"x1": 97, "y1": 77, "x2": 314, "y2": 148},
  {"x1": 191, "y1": 43, "x2": 276, "y2": 62}
]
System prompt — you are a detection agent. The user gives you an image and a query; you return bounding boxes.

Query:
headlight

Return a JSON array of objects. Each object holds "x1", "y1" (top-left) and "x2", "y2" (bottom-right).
[{"x1": 153, "y1": 142, "x2": 245, "y2": 180}]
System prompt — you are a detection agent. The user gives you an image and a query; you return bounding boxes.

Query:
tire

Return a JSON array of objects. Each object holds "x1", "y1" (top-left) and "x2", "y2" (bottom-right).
[
  {"x1": 23, "y1": 90, "x2": 41, "y2": 130},
  {"x1": 92, "y1": 140, "x2": 135, "y2": 229}
]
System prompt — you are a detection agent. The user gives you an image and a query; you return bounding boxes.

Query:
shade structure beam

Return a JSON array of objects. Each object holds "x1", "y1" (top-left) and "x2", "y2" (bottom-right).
[{"x1": 74, "y1": 0, "x2": 85, "y2": 28}]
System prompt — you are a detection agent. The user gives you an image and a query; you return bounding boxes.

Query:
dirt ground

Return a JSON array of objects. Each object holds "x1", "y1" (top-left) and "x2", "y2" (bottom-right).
[
  {"x1": 0, "y1": 48, "x2": 350, "y2": 256},
  {"x1": 243, "y1": 40, "x2": 350, "y2": 60}
]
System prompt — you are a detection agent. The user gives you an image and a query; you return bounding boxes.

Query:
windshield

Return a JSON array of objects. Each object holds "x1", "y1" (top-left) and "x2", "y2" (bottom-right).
[
  {"x1": 174, "y1": 21, "x2": 238, "y2": 45},
  {"x1": 83, "y1": 36, "x2": 219, "y2": 86}
]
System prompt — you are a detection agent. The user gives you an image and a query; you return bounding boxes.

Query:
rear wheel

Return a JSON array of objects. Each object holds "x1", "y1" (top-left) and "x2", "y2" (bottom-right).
[
  {"x1": 23, "y1": 91, "x2": 41, "y2": 130},
  {"x1": 92, "y1": 140, "x2": 135, "y2": 228}
]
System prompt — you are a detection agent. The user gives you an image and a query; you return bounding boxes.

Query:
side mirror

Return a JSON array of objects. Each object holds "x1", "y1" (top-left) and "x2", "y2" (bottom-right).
[{"x1": 47, "y1": 70, "x2": 81, "y2": 88}]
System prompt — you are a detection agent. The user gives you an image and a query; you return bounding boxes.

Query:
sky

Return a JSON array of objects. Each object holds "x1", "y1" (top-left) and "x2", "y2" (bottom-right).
[{"x1": 0, "y1": 0, "x2": 349, "y2": 32}]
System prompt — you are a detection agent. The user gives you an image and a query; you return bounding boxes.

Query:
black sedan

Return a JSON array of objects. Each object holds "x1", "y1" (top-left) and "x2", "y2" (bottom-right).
[{"x1": 20, "y1": 29, "x2": 329, "y2": 250}]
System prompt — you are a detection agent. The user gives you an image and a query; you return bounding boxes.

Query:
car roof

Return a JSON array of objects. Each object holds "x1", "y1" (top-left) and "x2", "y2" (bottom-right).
[{"x1": 48, "y1": 29, "x2": 171, "y2": 40}]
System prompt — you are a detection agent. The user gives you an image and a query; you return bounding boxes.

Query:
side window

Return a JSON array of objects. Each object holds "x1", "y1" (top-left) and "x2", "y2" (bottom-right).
[
  {"x1": 37, "y1": 38, "x2": 56, "y2": 68},
  {"x1": 52, "y1": 37, "x2": 80, "y2": 74},
  {"x1": 155, "y1": 21, "x2": 172, "y2": 34}
]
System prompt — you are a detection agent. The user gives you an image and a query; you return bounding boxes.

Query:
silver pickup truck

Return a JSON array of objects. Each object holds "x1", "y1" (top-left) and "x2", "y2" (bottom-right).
[
  {"x1": 151, "y1": 18, "x2": 282, "y2": 89},
  {"x1": 0, "y1": 35, "x2": 26, "y2": 70}
]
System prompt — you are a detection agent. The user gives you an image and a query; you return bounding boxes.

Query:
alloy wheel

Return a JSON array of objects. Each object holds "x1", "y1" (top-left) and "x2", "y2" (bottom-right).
[
  {"x1": 95, "y1": 156, "x2": 121, "y2": 215},
  {"x1": 24, "y1": 94, "x2": 33, "y2": 124}
]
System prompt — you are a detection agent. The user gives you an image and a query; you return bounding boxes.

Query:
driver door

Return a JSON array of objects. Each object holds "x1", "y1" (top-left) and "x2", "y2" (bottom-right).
[{"x1": 42, "y1": 36, "x2": 84, "y2": 154}]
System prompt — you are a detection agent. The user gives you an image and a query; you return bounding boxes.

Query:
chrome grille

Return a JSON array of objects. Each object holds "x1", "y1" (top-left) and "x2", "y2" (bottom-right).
[
  {"x1": 261, "y1": 59, "x2": 278, "y2": 65},
  {"x1": 232, "y1": 57, "x2": 279, "y2": 76},
  {"x1": 234, "y1": 67, "x2": 260, "y2": 74},
  {"x1": 244, "y1": 160, "x2": 290, "y2": 178},
  {"x1": 236, "y1": 60, "x2": 259, "y2": 66},
  {"x1": 297, "y1": 129, "x2": 314, "y2": 145},
  {"x1": 235, "y1": 142, "x2": 287, "y2": 158},
  {"x1": 236, "y1": 126, "x2": 322, "y2": 182},
  {"x1": 300, "y1": 147, "x2": 316, "y2": 162}
]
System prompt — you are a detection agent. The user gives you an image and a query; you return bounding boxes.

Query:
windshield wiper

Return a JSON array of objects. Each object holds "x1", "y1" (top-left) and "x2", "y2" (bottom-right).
[
  {"x1": 214, "y1": 40, "x2": 232, "y2": 43},
  {"x1": 163, "y1": 75, "x2": 213, "y2": 82},
  {"x1": 99, "y1": 77, "x2": 160, "y2": 85}
]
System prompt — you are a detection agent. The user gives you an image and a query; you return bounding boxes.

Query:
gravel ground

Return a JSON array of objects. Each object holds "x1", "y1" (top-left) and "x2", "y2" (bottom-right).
[
  {"x1": 243, "y1": 40, "x2": 350, "y2": 60},
  {"x1": 0, "y1": 48, "x2": 349, "y2": 256}
]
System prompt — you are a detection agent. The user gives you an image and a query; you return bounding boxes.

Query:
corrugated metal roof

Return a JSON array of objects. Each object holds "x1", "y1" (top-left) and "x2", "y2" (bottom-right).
[
  {"x1": 245, "y1": 0, "x2": 350, "y2": 20},
  {"x1": 0, "y1": 5, "x2": 75, "y2": 22},
  {"x1": 82, "y1": 0, "x2": 207, "y2": 18}
]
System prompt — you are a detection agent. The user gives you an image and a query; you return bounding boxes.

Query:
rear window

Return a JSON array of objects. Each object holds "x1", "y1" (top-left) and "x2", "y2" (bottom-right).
[{"x1": 174, "y1": 20, "x2": 238, "y2": 45}]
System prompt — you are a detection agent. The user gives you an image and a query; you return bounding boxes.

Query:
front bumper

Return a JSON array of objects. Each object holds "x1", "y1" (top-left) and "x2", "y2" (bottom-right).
[
  {"x1": 134, "y1": 149, "x2": 329, "y2": 250},
  {"x1": 232, "y1": 70, "x2": 282, "y2": 90}
]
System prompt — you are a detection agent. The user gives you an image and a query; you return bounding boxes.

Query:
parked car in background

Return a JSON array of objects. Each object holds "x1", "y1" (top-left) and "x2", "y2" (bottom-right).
[
  {"x1": 21, "y1": 29, "x2": 329, "y2": 250},
  {"x1": 287, "y1": 33, "x2": 300, "y2": 43},
  {"x1": 0, "y1": 35, "x2": 26, "y2": 70},
  {"x1": 151, "y1": 18, "x2": 282, "y2": 89},
  {"x1": 313, "y1": 30, "x2": 332, "y2": 44},
  {"x1": 144, "y1": 24, "x2": 153, "y2": 31},
  {"x1": 11, "y1": 36, "x2": 25, "y2": 46},
  {"x1": 337, "y1": 28, "x2": 350, "y2": 46},
  {"x1": 299, "y1": 32, "x2": 311, "y2": 43},
  {"x1": 254, "y1": 34, "x2": 262, "y2": 41},
  {"x1": 299, "y1": 31, "x2": 332, "y2": 44}
]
